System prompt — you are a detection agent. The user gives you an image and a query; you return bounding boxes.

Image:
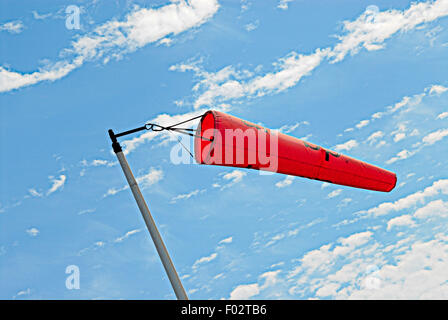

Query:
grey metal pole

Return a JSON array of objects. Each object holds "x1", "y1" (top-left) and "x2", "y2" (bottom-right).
[{"x1": 109, "y1": 130, "x2": 188, "y2": 300}]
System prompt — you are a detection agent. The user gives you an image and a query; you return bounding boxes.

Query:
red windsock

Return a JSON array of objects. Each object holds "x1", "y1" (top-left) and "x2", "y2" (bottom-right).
[{"x1": 194, "y1": 110, "x2": 397, "y2": 192}]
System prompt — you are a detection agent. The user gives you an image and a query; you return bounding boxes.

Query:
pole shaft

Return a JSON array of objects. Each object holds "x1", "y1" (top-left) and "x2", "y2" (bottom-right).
[{"x1": 114, "y1": 150, "x2": 188, "y2": 300}]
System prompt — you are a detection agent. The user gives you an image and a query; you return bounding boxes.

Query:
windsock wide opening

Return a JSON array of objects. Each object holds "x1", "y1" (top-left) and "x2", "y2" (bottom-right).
[{"x1": 194, "y1": 111, "x2": 216, "y2": 164}]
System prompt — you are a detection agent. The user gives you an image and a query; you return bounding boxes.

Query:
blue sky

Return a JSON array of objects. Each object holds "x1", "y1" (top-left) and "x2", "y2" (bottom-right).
[{"x1": 1, "y1": 0, "x2": 448, "y2": 299}]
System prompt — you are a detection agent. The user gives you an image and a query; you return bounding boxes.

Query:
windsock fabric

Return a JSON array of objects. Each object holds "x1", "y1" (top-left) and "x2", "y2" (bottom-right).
[{"x1": 194, "y1": 110, "x2": 397, "y2": 192}]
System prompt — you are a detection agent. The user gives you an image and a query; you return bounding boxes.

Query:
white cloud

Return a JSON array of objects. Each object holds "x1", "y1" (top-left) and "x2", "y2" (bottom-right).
[
  {"x1": 386, "y1": 149, "x2": 415, "y2": 164},
  {"x1": 104, "y1": 167, "x2": 163, "y2": 197},
  {"x1": 218, "y1": 236, "x2": 233, "y2": 245},
  {"x1": 342, "y1": 84, "x2": 443, "y2": 139},
  {"x1": 359, "y1": 179, "x2": 448, "y2": 217},
  {"x1": 327, "y1": 189, "x2": 342, "y2": 199},
  {"x1": 240, "y1": 0, "x2": 251, "y2": 12},
  {"x1": 184, "y1": 48, "x2": 328, "y2": 109},
  {"x1": 393, "y1": 132, "x2": 406, "y2": 142},
  {"x1": 376, "y1": 140, "x2": 387, "y2": 148},
  {"x1": 275, "y1": 175, "x2": 294, "y2": 188},
  {"x1": 366, "y1": 131, "x2": 384, "y2": 144},
  {"x1": 355, "y1": 120, "x2": 370, "y2": 129},
  {"x1": 28, "y1": 188, "x2": 43, "y2": 197},
  {"x1": 223, "y1": 170, "x2": 246, "y2": 183},
  {"x1": 136, "y1": 168, "x2": 164, "y2": 189},
  {"x1": 81, "y1": 159, "x2": 116, "y2": 167},
  {"x1": 78, "y1": 208, "x2": 96, "y2": 215},
  {"x1": 286, "y1": 226, "x2": 448, "y2": 299},
  {"x1": 32, "y1": 11, "x2": 53, "y2": 20},
  {"x1": 0, "y1": 0, "x2": 220, "y2": 92},
  {"x1": 387, "y1": 215, "x2": 415, "y2": 230},
  {"x1": 104, "y1": 185, "x2": 128, "y2": 197},
  {"x1": 277, "y1": 0, "x2": 295, "y2": 10},
  {"x1": 339, "y1": 231, "x2": 372, "y2": 247},
  {"x1": 0, "y1": 20, "x2": 24, "y2": 34},
  {"x1": 338, "y1": 198, "x2": 353, "y2": 208},
  {"x1": 26, "y1": 228, "x2": 39, "y2": 237},
  {"x1": 278, "y1": 121, "x2": 307, "y2": 134},
  {"x1": 114, "y1": 229, "x2": 141, "y2": 243},
  {"x1": 0, "y1": 62, "x2": 79, "y2": 93},
  {"x1": 289, "y1": 231, "x2": 373, "y2": 279},
  {"x1": 229, "y1": 283, "x2": 260, "y2": 300},
  {"x1": 14, "y1": 288, "x2": 31, "y2": 299},
  {"x1": 328, "y1": 1, "x2": 448, "y2": 63},
  {"x1": 413, "y1": 199, "x2": 448, "y2": 219},
  {"x1": 422, "y1": 128, "x2": 448, "y2": 145},
  {"x1": 321, "y1": 182, "x2": 330, "y2": 189},
  {"x1": 385, "y1": 125, "x2": 448, "y2": 164},
  {"x1": 219, "y1": 170, "x2": 247, "y2": 190},
  {"x1": 437, "y1": 112, "x2": 448, "y2": 119},
  {"x1": 428, "y1": 84, "x2": 448, "y2": 95},
  {"x1": 347, "y1": 235, "x2": 448, "y2": 299},
  {"x1": 244, "y1": 20, "x2": 259, "y2": 32},
  {"x1": 193, "y1": 252, "x2": 218, "y2": 269},
  {"x1": 46, "y1": 175, "x2": 66, "y2": 196},
  {"x1": 229, "y1": 270, "x2": 282, "y2": 300},
  {"x1": 264, "y1": 227, "x2": 300, "y2": 247},
  {"x1": 171, "y1": 189, "x2": 205, "y2": 203},
  {"x1": 95, "y1": 241, "x2": 106, "y2": 248},
  {"x1": 170, "y1": 2, "x2": 448, "y2": 110},
  {"x1": 333, "y1": 139, "x2": 358, "y2": 152}
]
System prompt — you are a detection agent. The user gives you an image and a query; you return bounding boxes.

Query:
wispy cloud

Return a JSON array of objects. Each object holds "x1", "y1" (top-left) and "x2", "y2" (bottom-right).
[
  {"x1": 170, "y1": 189, "x2": 206, "y2": 203},
  {"x1": 28, "y1": 188, "x2": 43, "y2": 198},
  {"x1": 358, "y1": 179, "x2": 448, "y2": 218},
  {"x1": 80, "y1": 159, "x2": 116, "y2": 167},
  {"x1": 192, "y1": 252, "x2": 218, "y2": 270},
  {"x1": 422, "y1": 128, "x2": 448, "y2": 145},
  {"x1": 327, "y1": 189, "x2": 342, "y2": 199},
  {"x1": 277, "y1": 121, "x2": 309, "y2": 134},
  {"x1": 0, "y1": 0, "x2": 220, "y2": 92},
  {"x1": 13, "y1": 288, "x2": 31, "y2": 299},
  {"x1": 355, "y1": 120, "x2": 370, "y2": 129},
  {"x1": 104, "y1": 168, "x2": 163, "y2": 197},
  {"x1": 366, "y1": 131, "x2": 384, "y2": 145},
  {"x1": 218, "y1": 236, "x2": 233, "y2": 245},
  {"x1": 78, "y1": 228, "x2": 142, "y2": 255},
  {"x1": 214, "y1": 170, "x2": 247, "y2": 190},
  {"x1": 333, "y1": 139, "x2": 358, "y2": 152},
  {"x1": 229, "y1": 270, "x2": 282, "y2": 299},
  {"x1": 172, "y1": 1, "x2": 448, "y2": 109},
  {"x1": 244, "y1": 20, "x2": 259, "y2": 32},
  {"x1": 387, "y1": 214, "x2": 415, "y2": 230},
  {"x1": 429, "y1": 84, "x2": 448, "y2": 95},
  {"x1": 277, "y1": 0, "x2": 295, "y2": 10},
  {"x1": 386, "y1": 128, "x2": 448, "y2": 164},
  {"x1": 32, "y1": 10, "x2": 53, "y2": 20},
  {"x1": 0, "y1": 20, "x2": 24, "y2": 34},
  {"x1": 285, "y1": 223, "x2": 448, "y2": 299},
  {"x1": 46, "y1": 175, "x2": 66, "y2": 196},
  {"x1": 78, "y1": 208, "x2": 96, "y2": 215},
  {"x1": 437, "y1": 112, "x2": 448, "y2": 119},
  {"x1": 114, "y1": 229, "x2": 141, "y2": 243},
  {"x1": 26, "y1": 228, "x2": 40, "y2": 237},
  {"x1": 328, "y1": 2, "x2": 448, "y2": 63},
  {"x1": 275, "y1": 175, "x2": 294, "y2": 188}
]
